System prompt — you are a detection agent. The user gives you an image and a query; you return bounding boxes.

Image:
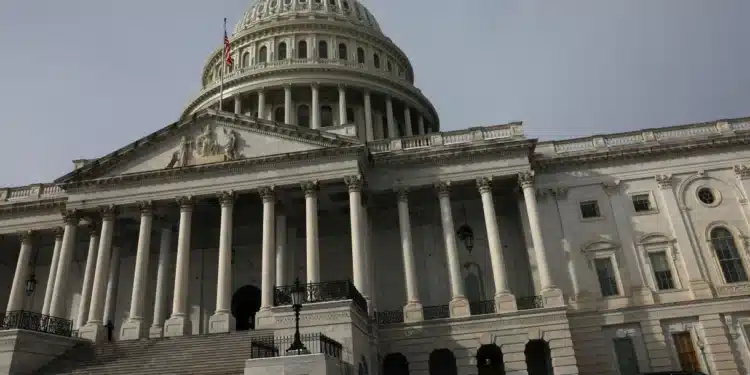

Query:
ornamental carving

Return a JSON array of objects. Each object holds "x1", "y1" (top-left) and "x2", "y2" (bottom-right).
[
  {"x1": 166, "y1": 125, "x2": 242, "y2": 169},
  {"x1": 476, "y1": 177, "x2": 492, "y2": 193},
  {"x1": 435, "y1": 181, "x2": 451, "y2": 197},
  {"x1": 176, "y1": 196, "x2": 194, "y2": 210},
  {"x1": 734, "y1": 165, "x2": 750, "y2": 180},
  {"x1": 138, "y1": 200, "x2": 154, "y2": 215},
  {"x1": 301, "y1": 181, "x2": 319, "y2": 197},
  {"x1": 98, "y1": 205, "x2": 117, "y2": 220},
  {"x1": 602, "y1": 181, "x2": 621, "y2": 195},
  {"x1": 53, "y1": 227, "x2": 64, "y2": 239},
  {"x1": 518, "y1": 171, "x2": 535, "y2": 189},
  {"x1": 218, "y1": 191, "x2": 236, "y2": 206},
  {"x1": 18, "y1": 230, "x2": 33, "y2": 244},
  {"x1": 395, "y1": 187, "x2": 409, "y2": 202},
  {"x1": 258, "y1": 186, "x2": 276, "y2": 202},
  {"x1": 61, "y1": 209, "x2": 80, "y2": 224},
  {"x1": 344, "y1": 175, "x2": 363, "y2": 192},
  {"x1": 549, "y1": 187, "x2": 569, "y2": 200},
  {"x1": 655, "y1": 174, "x2": 674, "y2": 189}
]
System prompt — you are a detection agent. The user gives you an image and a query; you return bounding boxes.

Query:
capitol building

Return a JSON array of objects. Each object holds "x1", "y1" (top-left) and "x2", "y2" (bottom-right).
[{"x1": 2, "y1": 1, "x2": 750, "y2": 375}]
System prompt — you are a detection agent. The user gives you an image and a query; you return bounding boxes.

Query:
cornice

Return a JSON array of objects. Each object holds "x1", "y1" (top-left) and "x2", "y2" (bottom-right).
[
  {"x1": 0, "y1": 198, "x2": 67, "y2": 216},
  {"x1": 372, "y1": 139, "x2": 535, "y2": 167}
]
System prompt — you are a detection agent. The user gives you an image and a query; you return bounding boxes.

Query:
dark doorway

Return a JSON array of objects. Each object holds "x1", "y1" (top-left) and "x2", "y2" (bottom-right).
[
  {"x1": 231, "y1": 285, "x2": 262, "y2": 331},
  {"x1": 429, "y1": 349, "x2": 458, "y2": 375},
  {"x1": 382, "y1": 353, "x2": 409, "y2": 375},
  {"x1": 477, "y1": 344, "x2": 506, "y2": 375},
  {"x1": 525, "y1": 339, "x2": 554, "y2": 375}
]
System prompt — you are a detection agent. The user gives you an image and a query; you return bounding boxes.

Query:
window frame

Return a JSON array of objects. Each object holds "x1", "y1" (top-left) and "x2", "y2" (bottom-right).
[
  {"x1": 647, "y1": 250, "x2": 678, "y2": 291},
  {"x1": 582, "y1": 241, "x2": 625, "y2": 299},
  {"x1": 638, "y1": 234, "x2": 683, "y2": 292},
  {"x1": 629, "y1": 191, "x2": 659, "y2": 215},
  {"x1": 696, "y1": 185, "x2": 722, "y2": 207},
  {"x1": 706, "y1": 224, "x2": 750, "y2": 285},
  {"x1": 579, "y1": 200, "x2": 603, "y2": 221}
]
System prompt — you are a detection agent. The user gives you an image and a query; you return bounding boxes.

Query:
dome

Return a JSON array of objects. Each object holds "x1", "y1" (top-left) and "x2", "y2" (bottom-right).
[{"x1": 235, "y1": 0, "x2": 381, "y2": 35}]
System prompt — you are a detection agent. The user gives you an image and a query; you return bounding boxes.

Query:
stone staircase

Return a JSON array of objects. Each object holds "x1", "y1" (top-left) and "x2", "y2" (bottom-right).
[{"x1": 33, "y1": 330, "x2": 272, "y2": 375}]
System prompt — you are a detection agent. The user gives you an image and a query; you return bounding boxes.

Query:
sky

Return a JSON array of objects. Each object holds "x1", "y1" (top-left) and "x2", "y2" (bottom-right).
[{"x1": 0, "y1": 0, "x2": 748, "y2": 186}]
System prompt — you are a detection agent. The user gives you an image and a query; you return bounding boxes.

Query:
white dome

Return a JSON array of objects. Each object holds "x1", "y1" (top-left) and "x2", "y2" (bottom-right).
[{"x1": 234, "y1": 0, "x2": 381, "y2": 35}]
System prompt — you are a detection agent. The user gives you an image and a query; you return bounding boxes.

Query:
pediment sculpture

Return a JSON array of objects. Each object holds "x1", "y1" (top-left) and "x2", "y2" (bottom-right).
[{"x1": 166, "y1": 125, "x2": 242, "y2": 168}]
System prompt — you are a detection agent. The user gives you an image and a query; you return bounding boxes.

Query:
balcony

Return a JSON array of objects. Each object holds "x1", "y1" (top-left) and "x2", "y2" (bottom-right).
[
  {"x1": 1, "y1": 310, "x2": 74, "y2": 337},
  {"x1": 274, "y1": 279, "x2": 368, "y2": 314}
]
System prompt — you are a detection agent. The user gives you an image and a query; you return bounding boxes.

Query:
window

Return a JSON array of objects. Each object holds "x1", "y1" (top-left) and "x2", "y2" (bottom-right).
[
  {"x1": 580, "y1": 200, "x2": 601, "y2": 219},
  {"x1": 613, "y1": 338, "x2": 640, "y2": 375},
  {"x1": 346, "y1": 108, "x2": 355, "y2": 124},
  {"x1": 274, "y1": 107, "x2": 285, "y2": 123},
  {"x1": 298, "y1": 40, "x2": 308, "y2": 59},
  {"x1": 338, "y1": 43, "x2": 348, "y2": 60},
  {"x1": 631, "y1": 193, "x2": 653, "y2": 212},
  {"x1": 357, "y1": 47, "x2": 365, "y2": 64},
  {"x1": 387, "y1": 61, "x2": 393, "y2": 72},
  {"x1": 697, "y1": 187, "x2": 716, "y2": 205},
  {"x1": 277, "y1": 42, "x2": 287, "y2": 60},
  {"x1": 594, "y1": 258, "x2": 620, "y2": 297},
  {"x1": 649, "y1": 251, "x2": 675, "y2": 290},
  {"x1": 297, "y1": 105, "x2": 310, "y2": 128},
  {"x1": 258, "y1": 46, "x2": 268, "y2": 63},
  {"x1": 373, "y1": 54, "x2": 380, "y2": 68},
  {"x1": 710, "y1": 227, "x2": 748, "y2": 283},
  {"x1": 318, "y1": 40, "x2": 328, "y2": 59},
  {"x1": 672, "y1": 332, "x2": 701, "y2": 372},
  {"x1": 321, "y1": 105, "x2": 333, "y2": 127},
  {"x1": 242, "y1": 52, "x2": 250, "y2": 67}
]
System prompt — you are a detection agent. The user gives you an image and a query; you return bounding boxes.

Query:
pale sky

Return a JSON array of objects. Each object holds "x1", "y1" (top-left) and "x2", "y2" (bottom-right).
[{"x1": 0, "y1": 0, "x2": 748, "y2": 186}]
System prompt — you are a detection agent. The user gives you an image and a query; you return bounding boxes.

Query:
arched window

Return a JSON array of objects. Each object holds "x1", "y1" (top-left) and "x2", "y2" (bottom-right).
[
  {"x1": 297, "y1": 105, "x2": 310, "y2": 128},
  {"x1": 477, "y1": 344, "x2": 505, "y2": 375},
  {"x1": 242, "y1": 52, "x2": 250, "y2": 67},
  {"x1": 525, "y1": 340, "x2": 553, "y2": 375},
  {"x1": 320, "y1": 105, "x2": 333, "y2": 127},
  {"x1": 319, "y1": 40, "x2": 328, "y2": 59},
  {"x1": 258, "y1": 46, "x2": 268, "y2": 63},
  {"x1": 710, "y1": 227, "x2": 749, "y2": 283},
  {"x1": 338, "y1": 43, "x2": 348, "y2": 60},
  {"x1": 274, "y1": 107, "x2": 285, "y2": 123},
  {"x1": 382, "y1": 353, "x2": 409, "y2": 375},
  {"x1": 278, "y1": 42, "x2": 287, "y2": 60},
  {"x1": 429, "y1": 349, "x2": 457, "y2": 375},
  {"x1": 298, "y1": 40, "x2": 308, "y2": 59},
  {"x1": 373, "y1": 54, "x2": 380, "y2": 68},
  {"x1": 357, "y1": 47, "x2": 366, "y2": 64}
]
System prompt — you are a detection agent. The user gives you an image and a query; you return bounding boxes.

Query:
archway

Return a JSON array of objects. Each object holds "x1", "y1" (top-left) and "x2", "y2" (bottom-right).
[
  {"x1": 525, "y1": 339, "x2": 554, "y2": 375},
  {"x1": 429, "y1": 349, "x2": 457, "y2": 375},
  {"x1": 477, "y1": 344, "x2": 505, "y2": 375},
  {"x1": 382, "y1": 353, "x2": 409, "y2": 375},
  {"x1": 231, "y1": 285, "x2": 262, "y2": 331}
]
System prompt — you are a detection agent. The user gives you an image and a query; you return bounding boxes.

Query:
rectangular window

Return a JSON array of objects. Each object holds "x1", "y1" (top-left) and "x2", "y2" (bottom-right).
[
  {"x1": 613, "y1": 338, "x2": 640, "y2": 375},
  {"x1": 631, "y1": 193, "x2": 652, "y2": 212},
  {"x1": 594, "y1": 258, "x2": 620, "y2": 297},
  {"x1": 580, "y1": 200, "x2": 601, "y2": 219},
  {"x1": 649, "y1": 252, "x2": 676, "y2": 290},
  {"x1": 672, "y1": 332, "x2": 701, "y2": 372}
]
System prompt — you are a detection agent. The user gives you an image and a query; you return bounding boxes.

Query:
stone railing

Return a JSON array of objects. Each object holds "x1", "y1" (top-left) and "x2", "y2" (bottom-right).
[
  {"x1": 368, "y1": 123, "x2": 525, "y2": 153},
  {"x1": 536, "y1": 118, "x2": 750, "y2": 157},
  {"x1": 0, "y1": 183, "x2": 65, "y2": 203}
]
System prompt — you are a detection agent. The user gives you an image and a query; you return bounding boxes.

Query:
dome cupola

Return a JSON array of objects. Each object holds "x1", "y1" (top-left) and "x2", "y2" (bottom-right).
[{"x1": 235, "y1": 0, "x2": 382, "y2": 34}]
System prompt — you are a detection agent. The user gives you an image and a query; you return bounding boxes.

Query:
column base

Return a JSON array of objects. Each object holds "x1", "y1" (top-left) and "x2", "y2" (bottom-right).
[
  {"x1": 689, "y1": 280, "x2": 714, "y2": 299},
  {"x1": 78, "y1": 322, "x2": 108, "y2": 343},
  {"x1": 254, "y1": 308, "x2": 275, "y2": 330},
  {"x1": 403, "y1": 303, "x2": 424, "y2": 323},
  {"x1": 120, "y1": 318, "x2": 147, "y2": 341},
  {"x1": 148, "y1": 325, "x2": 164, "y2": 339},
  {"x1": 630, "y1": 286, "x2": 655, "y2": 306},
  {"x1": 163, "y1": 314, "x2": 192, "y2": 337},
  {"x1": 449, "y1": 297, "x2": 470, "y2": 318},
  {"x1": 208, "y1": 311, "x2": 236, "y2": 334},
  {"x1": 541, "y1": 288, "x2": 565, "y2": 308},
  {"x1": 494, "y1": 293, "x2": 518, "y2": 313}
]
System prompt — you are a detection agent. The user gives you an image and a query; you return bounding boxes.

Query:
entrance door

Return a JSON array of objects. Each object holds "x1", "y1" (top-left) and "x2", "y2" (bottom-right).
[
  {"x1": 231, "y1": 285, "x2": 262, "y2": 331},
  {"x1": 672, "y1": 332, "x2": 701, "y2": 372},
  {"x1": 613, "y1": 337, "x2": 640, "y2": 375}
]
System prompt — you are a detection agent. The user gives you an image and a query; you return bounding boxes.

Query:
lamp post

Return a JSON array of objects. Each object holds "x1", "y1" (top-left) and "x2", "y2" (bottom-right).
[
  {"x1": 25, "y1": 273, "x2": 37, "y2": 297},
  {"x1": 456, "y1": 223, "x2": 474, "y2": 253},
  {"x1": 287, "y1": 277, "x2": 309, "y2": 354}
]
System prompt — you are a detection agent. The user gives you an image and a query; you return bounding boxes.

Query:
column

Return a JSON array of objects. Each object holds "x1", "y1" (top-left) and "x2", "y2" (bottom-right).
[
  {"x1": 41, "y1": 227, "x2": 63, "y2": 316},
  {"x1": 338, "y1": 86, "x2": 347, "y2": 125},
  {"x1": 403, "y1": 107, "x2": 413, "y2": 137},
  {"x1": 302, "y1": 181, "x2": 320, "y2": 283},
  {"x1": 6, "y1": 231, "x2": 32, "y2": 312},
  {"x1": 275, "y1": 213, "x2": 288, "y2": 286},
  {"x1": 79, "y1": 205, "x2": 116, "y2": 342},
  {"x1": 386, "y1": 96, "x2": 397, "y2": 138},
  {"x1": 364, "y1": 90, "x2": 374, "y2": 141},
  {"x1": 284, "y1": 85, "x2": 293, "y2": 125},
  {"x1": 102, "y1": 244, "x2": 121, "y2": 325},
  {"x1": 257, "y1": 90, "x2": 266, "y2": 119},
  {"x1": 396, "y1": 189, "x2": 423, "y2": 322},
  {"x1": 209, "y1": 191, "x2": 236, "y2": 333},
  {"x1": 311, "y1": 84, "x2": 320, "y2": 129},
  {"x1": 234, "y1": 95, "x2": 242, "y2": 114},
  {"x1": 361, "y1": 202, "x2": 374, "y2": 312},
  {"x1": 149, "y1": 226, "x2": 173, "y2": 338},
  {"x1": 256, "y1": 187, "x2": 276, "y2": 329},
  {"x1": 435, "y1": 182, "x2": 470, "y2": 317},
  {"x1": 518, "y1": 171, "x2": 564, "y2": 306},
  {"x1": 417, "y1": 115, "x2": 425, "y2": 135},
  {"x1": 49, "y1": 210, "x2": 79, "y2": 318},
  {"x1": 477, "y1": 177, "x2": 517, "y2": 312},
  {"x1": 345, "y1": 176, "x2": 366, "y2": 293},
  {"x1": 121, "y1": 201, "x2": 154, "y2": 340},
  {"x1": 164, "y1": 196, "x2": 193, "y2": 337},
  {"x1": 75, "y1": 224, "x2": 99, "y2": 331}
]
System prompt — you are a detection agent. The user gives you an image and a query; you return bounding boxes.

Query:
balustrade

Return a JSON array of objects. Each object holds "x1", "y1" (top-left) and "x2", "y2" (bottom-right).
[{"x1": 1, "y1": 310, "x2": 73, "y2": 337}]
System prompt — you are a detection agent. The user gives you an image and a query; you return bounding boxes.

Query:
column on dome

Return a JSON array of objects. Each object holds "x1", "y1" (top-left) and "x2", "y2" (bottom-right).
[
  {"x1": 311, "y1": 84, "x2": 321, "y2": 129},
  {"x1": 395, "y1": 188, "x2": 423, "y2": 322},
  {"x1": 164, "y1": 196, "x2": 194, "y2": 337},
  {"x1": 6, "y1": 231, "x2": 33, "y2": 313},
  {"x1": 149, "y1": 225, "x2": 173, "y2": 338},
  {"x1": 403, "y1": 107, "x2": 413, "y2": 137},
  {"x1": 49, "y1": 210, "x2": 79, "y2": 318},
  {"x1": 386, "y1": 96, "x2": 397, "y2": 138},
  {"x1": 210, "y1": 191, "x2": 236, "y2": 333},
  {"x1": 41, "y1": 227, "x2": 63, "y2": 316},
  {"x1": 256, "y1": 186, "x2": 276, "y2": 329},
  {"x1": 338, "y1": 86, "x2": 347, "y2": 126},
  {"x1": 364, "y1": 90, "x2": 374, "y2": 141},
  {"x1": 417, "y1": 115, "x2": 425, "y2": 135},
  {"x1": 345, "y1": 175, "x2": 366, "y2": 295},
  {"x1": 75, "y1": 224, "x2": 99, "y2": 331},
  {"x1": 121, "y1": 201, "x2": 154, "y2": 340},
  {"x1": 257, "y1": 90, "x2": 266, "y2": 120},
  {"x1": 234, "y1": 95, "x2": 242, "y2": 114},
  {"x1": 302, "y1": 181, "x2": 320, "y2": 283},
  {"x1": 518, "y1": 171, "x2": 564, "y2": 307},
  {"x1": 435, "y1": 182, "x2": 470, "y2": 317},
  {"x1": 284, "y1": 85, "x2": 293, "y2": 125},
  {"x1": 79, "y1": 205, "x2": 116, "y2": 342}
]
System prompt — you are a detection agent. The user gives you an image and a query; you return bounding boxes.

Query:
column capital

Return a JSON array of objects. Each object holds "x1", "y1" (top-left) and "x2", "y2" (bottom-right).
[
  {"x1": 98, "y1": 205, "x2": 117, "y2": 220},
  {"x1": 258, "y1": 186, "x2": 276, "y2": 202},
  {"x1": 734, "y1": 165, "x2": 750, "y2": 180},
  {"x1": 476, "y1": 177, "x2": 493, "y2": 193},
  {"x1": 138, "y1": 200, "x2": 154, "y2": 216},
  {"x1": 301, "y1": 181, "x2": 319, "y2": 197},
  {"x1": 18, "y1": 230, "x2": 33, "y2": 244},
  {"x1": 655, "y1": 174, "x2": 674, "y2": 189},
  {"x1": 176, "y1": 196, "x2": 194, "y2": 211},
  {"x1": 344, "y1": 175, "x2": 364, "y2": 192},
  {"x1": 395, "y1": 187, "x2": 409, "y2": 202},
  {"x1": 435, "y1": 181, "x2": 451, "y2": 197},
  {"x1": 53, "y1": 226, "x2": 64, "y2": 239},
  {"x1": 311, "y1": 82, "x2": 320, "y2": 89},
  {"x1": 218, "y1": 190, "x2": 236, "y2": 206},
  {"x1": 61, "y1": 209, "x2": 80, "y2": 225},
  {"x1": 518, "y1": 171, "x2": 535, "y2": 189}
]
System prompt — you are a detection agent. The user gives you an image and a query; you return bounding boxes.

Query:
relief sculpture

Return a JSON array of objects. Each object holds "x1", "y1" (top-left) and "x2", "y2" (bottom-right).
[{"x1": 166, "y1": 125, "x2": 242, "y2": 169}]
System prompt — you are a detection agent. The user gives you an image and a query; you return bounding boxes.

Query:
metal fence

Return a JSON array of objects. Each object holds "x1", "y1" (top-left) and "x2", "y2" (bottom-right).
[
  {"x1": 274, "y1": 280, "x2": 368, "y2": 313},
  {"x1": 250, "y1": 333, "x2": 343, "y2": 359},
  {"x1": 1, "y1": 310, "x2": 74, "y2": 337}
]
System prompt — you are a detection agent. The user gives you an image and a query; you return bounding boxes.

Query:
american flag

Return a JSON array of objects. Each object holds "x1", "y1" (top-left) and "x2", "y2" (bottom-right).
[{"x1": 223, "y1": 18, "x2": 233, "y2": 67}]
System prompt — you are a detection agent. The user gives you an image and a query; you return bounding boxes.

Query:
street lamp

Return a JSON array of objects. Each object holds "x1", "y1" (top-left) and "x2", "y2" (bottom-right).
[{"x1": 286, "y1": 278, "x2": 309, "y2": 354}]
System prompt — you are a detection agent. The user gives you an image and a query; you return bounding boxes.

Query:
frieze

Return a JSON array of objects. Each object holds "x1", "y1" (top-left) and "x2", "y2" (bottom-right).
[{"x1": 166, "y1": 125, "x2": 241, "y2": 169}]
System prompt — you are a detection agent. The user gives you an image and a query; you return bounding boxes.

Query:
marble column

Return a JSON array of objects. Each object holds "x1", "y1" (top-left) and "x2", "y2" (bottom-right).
[
  {"x1": 75, "y1": 224, "x2": 99, "y2": 331},
  {"x1": 284, "y1": 85, "x2": 293, "y2": 125},
  {"x1": 361, "y1": 202, "x2": 374, "y2": 312},
  {"x1": 41, "y1": 227, "x2": 63, "y2": 316},
  {"x1": 338, "y1": 86, "x2": 347, "y2": 125},
  {"x1": 149, "y1": 226, "x2": 173, "y2": 338},
  {"x1": 102, "y1": 245, "x2": 121, "y2": 325},
  {"x1": 403, "y1": 107, "x2": 413, "y2": 137},
  {"x1": 477, "y1": 177, "x2": 517, "y2": 312},
  {"x1": 275, "y1": 213, "x2": 288, "y2": 287},
  {"x1": 121, "y1": 201, "x2": 154, "y2": 340},
  {"x1": 209, "y1": 191, "x2": 236, "y2": 333},
  {"x1": 386, "y1": 97, "x2": 397, "y2": 138},
  {"x1": 49, "y1": 210, "x2": 79, "y2": 318},
  {"x1": 435, "y1": 182, "x2": 470, "y2": 317},
  {"x1": 257, "y1": 90, "x2": 266, "y2": 120},
  {"x1": 79, "y1": 205, "x2": 116, "y2": 342},
  {"x1": 6, "y1": 231, "x2": 33, "y2": 312},
  {"x1": 302, "y1": 181, "x2": 320, "y2": 283},
  {"x1": 518, "y1": 171, "x2": 564, "y2": 306},
  {"x1": 256, "y1": 187, "x2": 276, "y2": 328},
  {"x1": 396, "y1": 188, "x2": 423, "y2": 322},
  {"x1": 345, "y1": 176, "x2": 366, "y2": 294},
  {"x1": 164, "y1": 196, "x2": 194, "y2": 337},
  {"x1": 311, "y1": 84, "x2": 320, "y2": 129},
  {"x1": 417, "y1": 116, "x2": 425, "y2": 135},
  {"x1": 364, "y1": 90, "x2": 374, "y2": 141},
  {"x1": 234, "y1": 95, "x2": 242, "y2": 114}
]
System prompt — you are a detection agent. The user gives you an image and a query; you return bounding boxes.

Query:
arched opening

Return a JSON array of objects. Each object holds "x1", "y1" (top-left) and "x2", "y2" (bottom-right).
[
  {"x1": 274, "y1": 107, "x2": 285, "y2": 123},
  {"x1": 298, "y1": 40, "x2": 308, "y2": 59},
  {"x1": 525, "y1": 340, "x2": 554, "y2": 375},
  {"x1": 358, "y1": 356, "x2": 369, "y2": 375},
  {"x1": 242, "y1": 52, "x2": 250, "y2": 67},
  {"x1": 278, "y1": 42, "x2": 287, "y2": 60},
  {"x1": 382, "y1": 353, "x2": 409, "y2": 375},
  {"x1": 258, "y1": 46, "x2": 268, "y2": 63},
  {"x1": 297, "y1": 105, "x2": 310, "y2": 128},
  {"x1": 357, "y1": 47, "x2": 366, "y2": 64},
  {"x1": 338, "y1": 43, "x2": 348, "y2": 60},
  {"x1": 318, "y1": 40, "x2": 328, "y2": 59},
  {"x1": 429, "y1": 349, "x2": 457, "y2": 375},
  {"x1": 477, "y1": 344, "x2": 505, "y2": 375},
  {"x1": 231, "y1": 285, "x2": 262, "y2": 331},
  {"x1": 321, "y1": 105, "x2": 333, "y2": 127},
  {"x1": 373, "y1": 53, "x2": 380, "y2": 68},
  {"x1": 710, "y1": 227, "x2": 749, "y2": 283}
]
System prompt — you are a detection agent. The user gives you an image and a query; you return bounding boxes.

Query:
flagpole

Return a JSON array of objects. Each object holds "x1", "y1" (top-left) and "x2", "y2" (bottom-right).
[{"x1": 219, "y1": 18, "x2": 226, "y2": 112}]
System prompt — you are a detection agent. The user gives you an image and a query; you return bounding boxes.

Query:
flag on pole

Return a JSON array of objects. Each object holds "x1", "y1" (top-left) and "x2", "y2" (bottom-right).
[{"x1": 223, "y1": 18, "x2": 233, "y2": 67}]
